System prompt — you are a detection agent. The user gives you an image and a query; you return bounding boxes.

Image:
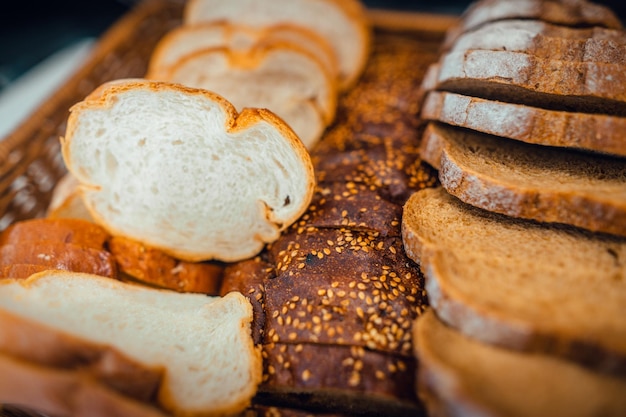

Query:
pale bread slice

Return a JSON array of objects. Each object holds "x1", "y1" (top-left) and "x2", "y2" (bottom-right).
[
  {"x1": 449, "y1": 19, "x2": 626, "y2": 64},
  {"x1": 46, "y1": 172, "x2": 94, "y2": 221},
  {"x1": 61, "y1": 79, "x2": 315, "y2": 262},
  {"x1": 421, "y1": 90, "x2": 626, "y2": 157},
  {"x1": 431, "y1": 49, "x2": 626, "y2": 116},
  {"x1": 147, "y1": 21, "x2": 338, "y2": 82},
  {"x1": 182, "y1": 0, "x2": 370, "y2": 90},
  {"x1": 443, "y1": 0, "x2": 623, "y2": 49},
  {"x1": 419, "y1": 122, "x2": 626, "y2": 237},
  {"x1": 401, "y1": 187, "x2": 626, "y2": 376},
  {"x1": 414, "y1": 309, "x2": 626, "y2": 417},
  {"x1": 161, "y1": 43, "x2": 336, "y2": 149},
  {"x1": 0, "y1": 271, "x2": 262, "y2": 416}
]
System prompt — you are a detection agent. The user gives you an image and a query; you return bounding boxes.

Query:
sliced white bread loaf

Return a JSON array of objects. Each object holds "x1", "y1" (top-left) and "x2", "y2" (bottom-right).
[
  {"x1": 0, "y1": 271, "x2": 262, "y2": 417},
  {"x1": 46, "y1": 172, "x2": 94, "y2": 221},
  {"x1": 147, "y1": 21, "x2": 338, "y2": 82},
  {"x1": 449, "y1": 19, "x2": 626, "y2": 64},
  {"x1": 443, "y1": 0, "x2": 623, "y2": 49},
  {"x1": 401, "y1": 187, "x2": 626, "y2": 377},
  {"x1": 414, "y1": 309, "x2": 626, "y2": 417},
  {"x1": 182, "y1": 0, "x2": 370, "y2": 90},
  {"x1": 61, "y1": 79, "x2": 315, "y2": 262},
  {"x1": 160, "y1": 42, "x2": 337, "y2": 149},
  {"x1": 430, "y1": 48, "x2": 626, "y2": 116},
  {"x1": 419, "y1": 122, "x2": 626, "y2": 237},
  {"x1": 421, "y1": 91, "x2": 626, "y2": 157}
]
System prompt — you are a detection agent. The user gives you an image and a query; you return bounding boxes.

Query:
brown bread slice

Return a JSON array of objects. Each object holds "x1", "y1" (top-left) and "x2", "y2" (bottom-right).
[
  {"x1": 421, "y1": 90, "x2": 626, "y2": 157},
  {"x1": 414, "y1": 309, "x2": 626, "y2": 417},
  {"x1": 419, "y1": 122, "x2": 626, "y2": 237},
  {"x1": 401, "y1": 187, "x2": 626, "y2": 376},
  {"x1": 0, "y1": 218, "x2": 110, "y2": 249},
  {"x1": 431, "y1": 49, "x2": 626, "y2": 116}
]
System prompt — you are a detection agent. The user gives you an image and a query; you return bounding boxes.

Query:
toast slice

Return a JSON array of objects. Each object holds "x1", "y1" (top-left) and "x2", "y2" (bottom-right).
[
  {"x1": 161, "y1": 42, "x2": 337, "y2": 149},
  {"x1": 182, "y1": 0, "x2": 370, "y2": 89},
  {"x1": 0, "y1": 271, "x2": 262, "y2": 416},
  {"x1": 421, "y1": 90, "x2": 626, "y2": 157},
  {"x1": 414, "y1": 309, "x2": 626, "y2": 417},
  {"x1": 401, "y1": 187, "x2": 626, "y2": 376},
  {"x1": 61, "y1": 79, "x2": 315, "y2": 262},
  {"x1": 430, "y1": 48, "x2": 626, "y2": 116}
]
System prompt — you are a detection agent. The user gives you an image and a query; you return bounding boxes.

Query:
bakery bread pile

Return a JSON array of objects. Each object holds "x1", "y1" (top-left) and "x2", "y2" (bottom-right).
[{"x1": 405, "y1": 0, "x2": 626, "y2": 415}]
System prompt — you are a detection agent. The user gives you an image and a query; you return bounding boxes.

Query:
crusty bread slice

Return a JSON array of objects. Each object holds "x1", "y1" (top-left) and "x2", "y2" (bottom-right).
[
  {"x1": 0, "y1": 353, "x2": 169, "y2": 417},
  {"x1": 47, "y1": 172, "x2": 94, "y2": 221},
  {"x1": 182, "y1": 0, "x2": 370, "y2": 89},
  {"x1": 449, "y1": 19, "x2": 626, "y2": 64},
  {"x1": 161, "y1": 43, "x2": 336, "y2": 149},
  {"x1": 61, "y1": 79, "x2": 315, "y2": 262},
  {"x1": 401, "y1": 187, "x2": 626, "y2": 376},
  {"x1": 0, "y1": 217, "x2": 109, "y2": 249},
  {"x1": 414, "y1": 309, "x2": 626, "y2": 417},
  {"x1": 421, "y1": 90, "x2": 626, "y2": 157},
  {"x1": 419, "y1": 122, "x2": 626, "y2": 237},
  {"x1": 443, "y1": 0, "x2": 623, "y2": 50},
  {"x1": 431, "y1": 49, "x2": 626, "y2": 116},
  {"x1": 0, "y1": 271, "x2": 262, "y2": 416},
  {"x1": 147, "y1": 21, "x2": 338, "y2": 82}
]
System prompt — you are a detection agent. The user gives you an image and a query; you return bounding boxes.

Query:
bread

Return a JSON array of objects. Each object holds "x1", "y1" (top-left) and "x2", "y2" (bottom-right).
[
  {"x1": 442, "y1": 0, "x2": 623, "y2": 50},
  {"x1": 421, "y1": 90, "x2": 626, "y2": 157},
  {"x1": 419, "y1": 122, "x2": 626, "y2": 236},
  {"x1": 47, "y1": 173, "x2": 94, "y2": 221},
  {"x1": 61, "y1": 78, "x2": 315, "y2": 263},
  {"x1": 160, "y1": 42, "x2": 337, "y2": 149},
  {"x1": 0, "y1": 217, "x2": 109, "y2": 249},
  {"x1": 414, "y1": 309, "x2": 626, "y2": 417},
  {"x1": 182, "y1": 0, "x2": 370, "y2": 90},
  {"x1": 0, "y1": 271, "x2": 262, "y2": 416},
  {"x1": 147, "y1": 21, "x2": 338, "y2": 82},
  {"x1": 449, "y1": 19, "x2": 626, "y2": 63},
  {"x1": 401, "y1": 186, "x2": 626, "y2": 377},
  {"x1": 428, "y1": 48, "x2": 626, "y2": 116},
  {"x1": 0, "y1": 353, "x2": 169, "y2": 417}
]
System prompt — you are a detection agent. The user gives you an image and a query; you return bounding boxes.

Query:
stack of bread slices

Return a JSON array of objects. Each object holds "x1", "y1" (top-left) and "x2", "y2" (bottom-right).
[{"x1": 403, "y1": 0, "x2": 626, "y2": 415}]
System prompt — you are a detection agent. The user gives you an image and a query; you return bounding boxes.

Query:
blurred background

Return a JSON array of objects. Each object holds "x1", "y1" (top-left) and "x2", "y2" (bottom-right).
[{"x1": 0, "y1": 0, "x2": 625, "y2": 138}]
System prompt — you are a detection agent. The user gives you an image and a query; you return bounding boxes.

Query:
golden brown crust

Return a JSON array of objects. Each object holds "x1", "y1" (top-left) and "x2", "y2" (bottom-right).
[{"x1": 0, "y1": 218, "x2": 110, "y2": 249}]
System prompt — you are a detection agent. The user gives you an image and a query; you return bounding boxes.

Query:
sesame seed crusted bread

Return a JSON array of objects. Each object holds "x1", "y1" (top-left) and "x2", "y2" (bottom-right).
[
  {"x1": 414, "y1": 309, "x2": 626, "y2": 417},
  {"x1": 401, "y1": 187, "x2": 626, "y2": 377},
  {"x1": 421, "y1": 90, "x2": 626, "y2": 157},
  {"x1": 419, "y1": 122, "x2": 626, "y2": 237}
]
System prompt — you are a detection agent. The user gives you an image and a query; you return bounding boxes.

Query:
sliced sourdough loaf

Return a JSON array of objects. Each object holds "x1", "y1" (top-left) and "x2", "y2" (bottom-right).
[
  {"x1": 442, "y1": 0, "x2": 623, "y2": 49},
  {"x1": 147, "y1": 21, "x2": 338, "y2": 82},
  {"x1": 421, "y1": 90, "x2": 626, "y2": 157},
  {"x1": 414, "y1": 309, "x2": 626, "y2": 417},
  {"x1": 0, "y1": 271, "x2": 262, "y2": 417},
  {"x1": 182, "y1": 0, "x2": 370, "y2": 89},
  {"x1": 401, "y1": 187, "x2": 626, "y2": 377},
  {"x1": 61, "y1": 79, "x2": 315, "y2": 262},
  {"x1": 160, "y1": 42, "x2": 336, "y2": 149},
  {"x1": 419, "y1": 122, "x2": 626, "y2": 237}
]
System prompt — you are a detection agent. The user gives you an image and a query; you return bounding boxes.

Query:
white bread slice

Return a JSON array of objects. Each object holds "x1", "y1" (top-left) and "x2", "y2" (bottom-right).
[
  {"x1": 449, "y1": 19, "x2": 626, "y2": 64},
  {"x1": 61, "y1": 79, "x2": 315, "y2": 262},
  {"x1": 182, "y1": 0, "x2": 370, "y2": 90},
  {"x1": 47, "y1": 172, "x2": 94, "y2": 221},
  {"x1": 414, "y1": 309, "x2": 626, "y2": 417},
  {"x1": 0, "y1": 353, "x2": 169, "y2": 417},
  {"x1": 419, "y1": 122, "x2": 626, "y2": 237},
  {"x1": 161, "y1": 43, "x2": 336, "y2": 149},
  {"x1": 401, "y1": 187, "x2": 626, "y2": 376},
  {"x1": 0, "y1": 271, "x2": 262, "y2": 416},
  {"x1": 431, "y1": 49, "x2": 626, "y2": 116},
  {"x1": 421, "y1": 91, "x2": 626, "y2": 157},
  {"x1": 147, "y1": 21, "x2": 338, "y2": 82}
]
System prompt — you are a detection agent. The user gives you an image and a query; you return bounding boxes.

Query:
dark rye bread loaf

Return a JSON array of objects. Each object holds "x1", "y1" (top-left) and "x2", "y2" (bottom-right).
[{"x1": 220, "y1": 32, "x2": 440, "y2": 416}]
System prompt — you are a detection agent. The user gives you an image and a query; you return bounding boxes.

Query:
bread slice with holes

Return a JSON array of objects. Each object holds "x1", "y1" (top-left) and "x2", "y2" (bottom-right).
[
  {"x1": 61, "y1": 78, "x2": 315, "y2": 262},
  {"x1": 414, "y1": 309, "x2": 626, "y2": 417},
  {"x1": 401, "y1": 186, "x2": 626, "y2": 377},
  {"x1": 421, "y1": 91, "x2": 626, "y2": 157},
  {"x1": 182, "y1": 0, "x2": 370, "y2": 90},
  {"x1": 0, "y1": 271, "x2": 262, "y2": 416},
  {"x1": 419, "y1": 122, "x2": 626, "y2": 237}
]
